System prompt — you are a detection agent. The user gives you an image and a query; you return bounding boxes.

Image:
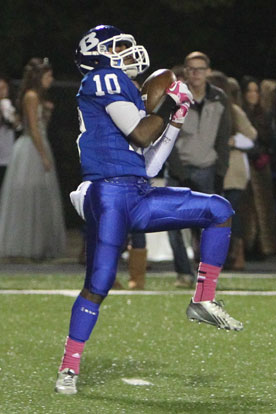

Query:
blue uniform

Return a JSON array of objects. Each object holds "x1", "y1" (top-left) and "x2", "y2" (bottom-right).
[
  {"x1": 73, "y1": 66, "x2": 234, "y2": 300},
  {"x1": 77, "y1": 67, "x2": 147, "y2": 180}
]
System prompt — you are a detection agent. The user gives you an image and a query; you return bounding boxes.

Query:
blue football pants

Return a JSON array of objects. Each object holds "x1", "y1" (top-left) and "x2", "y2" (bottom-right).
[{"x1": 83, "y1": 177, "x2": 234, "y2": 297}]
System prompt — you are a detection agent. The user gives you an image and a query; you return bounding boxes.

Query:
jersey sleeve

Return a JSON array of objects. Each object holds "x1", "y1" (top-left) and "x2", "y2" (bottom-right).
[{"x1": 106, "y1": 101, "x2": 144, "y2": 136}]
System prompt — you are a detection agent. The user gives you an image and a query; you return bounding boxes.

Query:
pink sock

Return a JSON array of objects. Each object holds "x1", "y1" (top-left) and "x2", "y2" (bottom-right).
[
  {"x1": 193, "y1": 262, "x2": 221, "y2": 302},
  {"x1": 59, "y1": 337, "x2": 85, "y2": 374}
]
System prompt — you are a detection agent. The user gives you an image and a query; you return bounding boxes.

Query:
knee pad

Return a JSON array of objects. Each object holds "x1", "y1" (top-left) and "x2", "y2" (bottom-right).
[{"x1": 209, "y1": 194, "x2": 234, "y2": 225}]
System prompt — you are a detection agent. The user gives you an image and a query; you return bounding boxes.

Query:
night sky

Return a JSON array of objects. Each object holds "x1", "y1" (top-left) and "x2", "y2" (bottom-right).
[{"x1": 1, "y1": 0, "x2": 276, "y2": 82}]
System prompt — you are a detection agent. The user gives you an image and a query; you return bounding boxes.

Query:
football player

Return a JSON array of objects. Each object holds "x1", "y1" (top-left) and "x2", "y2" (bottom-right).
[{"x1": 55, "y1": 24, "x2": 243, "y2": 395}]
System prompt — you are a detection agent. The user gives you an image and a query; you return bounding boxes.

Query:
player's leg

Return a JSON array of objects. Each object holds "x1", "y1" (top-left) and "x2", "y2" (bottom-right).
[
  {"x1": 56, "y1": 182, "x2": 129, "y2": 394},
  {"x1": 132, "y1": 185, "x2": 243, "y2": 330},
  {"x1": 185, "y1": 219, "x2": 242, "y2": 330},
  {"x1": 159, "y1": 191, "x2": 242, "y2": 330}
]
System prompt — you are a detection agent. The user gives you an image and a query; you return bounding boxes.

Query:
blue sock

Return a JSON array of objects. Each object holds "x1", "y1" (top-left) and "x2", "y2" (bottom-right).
[
  {"x1": 69, "y1": 295, "x2": 100, "y2": 342},
  {"x1": 200, "y1": 226, "x2": 231, "y2": 267}
]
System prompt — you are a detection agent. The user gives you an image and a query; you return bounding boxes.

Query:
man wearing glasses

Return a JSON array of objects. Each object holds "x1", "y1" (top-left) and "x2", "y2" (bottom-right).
[{"x1": 166, "y1": 51, "x2": 232, "y2": 287}]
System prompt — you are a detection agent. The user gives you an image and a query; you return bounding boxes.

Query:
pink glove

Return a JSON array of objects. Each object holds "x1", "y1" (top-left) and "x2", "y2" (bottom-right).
[
  {"x1": 166, "y1": 81, "x2": 193, "y2": 106},
  {"x1": 172, "y1": 102, "x2": 190, "y2": 124}
]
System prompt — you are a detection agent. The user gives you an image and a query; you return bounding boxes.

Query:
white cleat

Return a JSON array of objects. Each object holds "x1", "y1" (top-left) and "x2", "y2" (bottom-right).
[
  {"x1": 186, "y1": 299, "x2": 243, "y2": 331},
  {"x1": 55, "y1": 368, "x2": 78, "y2": 395}
]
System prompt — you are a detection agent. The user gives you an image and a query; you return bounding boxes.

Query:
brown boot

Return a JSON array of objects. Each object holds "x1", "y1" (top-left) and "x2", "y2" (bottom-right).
[
  {"x1": 128, "y1": 247, "x2": 147, "y2": 289},
  {"x1": 231, "y1": 238, "x2": 245, "y2": 270},
  {"x1": 112, "y1": 279, "x2": 124, "y2": 289},
  {"x1": 225, "y1": 237, "x2": 245, "y2": 271}
]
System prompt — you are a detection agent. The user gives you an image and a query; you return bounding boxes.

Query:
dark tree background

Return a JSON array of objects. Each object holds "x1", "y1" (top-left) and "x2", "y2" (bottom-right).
[
  {"x1": 1, "y1": 0, "x2": 276, "y2": 227},
  {"x1": 1, "y1": 0, "x2": 276, "y2": 80}
]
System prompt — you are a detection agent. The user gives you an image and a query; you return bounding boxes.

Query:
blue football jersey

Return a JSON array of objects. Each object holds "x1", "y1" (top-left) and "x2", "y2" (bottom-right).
[{"x1": 76, "y1": 67, "x2": 147, "y2": 180}]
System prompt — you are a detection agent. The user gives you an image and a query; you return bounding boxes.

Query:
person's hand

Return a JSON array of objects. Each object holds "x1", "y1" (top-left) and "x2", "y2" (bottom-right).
[
  {"x1": 44, "y1": 100, "x2": 54, "y2": 111},
  {"x1": 166, "y1": 81, "x2": 193, "y2": 106},
  {"x1": 41, "y1": 154, "x2": 52, "y2": 172},
  {"x1": 43, "y1": 101, "x2": 54, "y2": 124}
]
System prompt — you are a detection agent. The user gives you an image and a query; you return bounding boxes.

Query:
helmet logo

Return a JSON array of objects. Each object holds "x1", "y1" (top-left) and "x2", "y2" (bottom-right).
[{"x1": 79, "y1": 32, "x2": 99, "y2": 53}]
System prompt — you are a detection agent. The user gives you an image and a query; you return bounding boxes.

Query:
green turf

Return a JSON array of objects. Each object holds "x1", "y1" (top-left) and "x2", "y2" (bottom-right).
[
  {"x1": 1, "y1": 284, "x2": 276, "y2": 413},
  {"x1": 0, "y1": 271, "x2": 276, "y2": 291}
]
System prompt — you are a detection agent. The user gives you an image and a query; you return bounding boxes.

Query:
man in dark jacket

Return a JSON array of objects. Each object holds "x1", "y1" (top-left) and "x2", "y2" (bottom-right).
[{"x1": 166, "y1": 51, "x2": 232, "y2": 287}]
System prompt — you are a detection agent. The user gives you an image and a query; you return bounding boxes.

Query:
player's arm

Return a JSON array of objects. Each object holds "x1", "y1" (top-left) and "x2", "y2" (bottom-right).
[
  {"x1": 129, "y1": 113, "x2": 166, "y2": 148},
  {"x1": 144, "y1": 103, "x2": 190, "y2": 177},
  {"x1": 106, "y1": 102, "x2": 166, "y2": 148},
  {"x1": 106, "y1": 80, "x2": 193, "y2": 148},
  {"x1": 130, "y1": 81, "x2": 192, "y2": 147}
]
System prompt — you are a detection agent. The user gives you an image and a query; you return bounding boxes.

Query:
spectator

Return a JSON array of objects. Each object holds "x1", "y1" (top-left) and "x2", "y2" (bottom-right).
[
  {"x1": 165, "y1": 52, "x2": 232, "y2": 286},
  {"x1": 239, "y1": 76, "x2": 276, "y2": 258},
  {"x1": 260, "y1": 80, "x2": 276, "y2": 200},
  {"x1": 0, "y1": 58, "x2": 66, "y2": 260},
  {"x1": 0, "y1": 75, "x2": 17, "y2": 190},
  {"x1": 260, "y1": 79, "x2": 276, "y2": 113},
  {"x1": 208, "y1": 72, "x2": 257, "y2": 270}
]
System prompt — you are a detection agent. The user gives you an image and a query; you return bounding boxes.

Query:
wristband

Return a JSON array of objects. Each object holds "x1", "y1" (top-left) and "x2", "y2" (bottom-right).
[
  {"x1": 144, "y1": 124, "x2": 180, "y2": 178},
  {"x1": 164, "y1": 124, "x2": 179, "y2": 141},
  {"x1": 151, "y1": 95, "x2": 178, "y2": 125}
]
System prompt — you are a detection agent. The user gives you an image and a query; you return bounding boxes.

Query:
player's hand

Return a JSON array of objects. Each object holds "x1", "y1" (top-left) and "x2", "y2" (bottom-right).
[
  {"x1": 166, "y1": 81, "x2": 193, "y2": 106},
  {"x1": 171, "y1": 102, "x2": 190, "y2": 125}
]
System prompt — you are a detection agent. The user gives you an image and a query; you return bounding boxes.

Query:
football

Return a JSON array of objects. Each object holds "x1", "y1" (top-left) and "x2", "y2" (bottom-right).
[{"x1": 141, "y1": 69, "x2": 177, "y2": 113}]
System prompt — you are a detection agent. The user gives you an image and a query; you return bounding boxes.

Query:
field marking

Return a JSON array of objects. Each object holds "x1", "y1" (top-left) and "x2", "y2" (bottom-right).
[
  {"x1": 214, "y1": 273, "x2": 276, "y2": 279},
  {"x1": 1, "y1": 289, "x2": 276, "y2": 296},
  {"x1": 148, "y1": 272, "x2": 276, "y2": 279},
  {"x1": 122, "y1": 378, "x2": 153, "y2": 386}
]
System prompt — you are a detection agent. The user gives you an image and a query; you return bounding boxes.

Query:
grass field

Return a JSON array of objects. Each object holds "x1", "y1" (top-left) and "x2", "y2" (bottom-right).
[{"x1": 1, "y1": 271, "x2": 276, "y2": 414}]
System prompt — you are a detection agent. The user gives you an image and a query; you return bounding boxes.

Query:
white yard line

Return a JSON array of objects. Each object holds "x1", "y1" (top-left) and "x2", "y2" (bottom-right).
[
  {"x1": 219, "y1": 273, "x2": 276, "y2": 279},
  {"x1": 1, "y1": 289, "x2": 276, "y2": 296},
  {"x1": 150, "y1": 272, "x2": 276, "y2": 279}
]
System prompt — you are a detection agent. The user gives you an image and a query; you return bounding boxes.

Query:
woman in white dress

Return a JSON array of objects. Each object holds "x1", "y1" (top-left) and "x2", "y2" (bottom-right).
[{"x1": 0, "y1": 58, "x2": 66, "y2": 260}]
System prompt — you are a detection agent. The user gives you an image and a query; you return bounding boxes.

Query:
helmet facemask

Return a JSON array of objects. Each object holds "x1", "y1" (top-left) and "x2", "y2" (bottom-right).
[{"x1": 92, "y1": 34, "x2": 149, "y2": 78}]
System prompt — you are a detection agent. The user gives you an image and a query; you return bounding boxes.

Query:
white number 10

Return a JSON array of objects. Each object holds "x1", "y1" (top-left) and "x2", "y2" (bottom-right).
[{"x1": 93, "y1": 74, "x2": 121, "y2": 96}]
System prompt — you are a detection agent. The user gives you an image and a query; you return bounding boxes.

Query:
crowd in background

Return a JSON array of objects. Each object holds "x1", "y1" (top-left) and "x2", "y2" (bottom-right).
[
  {"x1": 0, "y1": 59, "x2": 66, "y2": 261},
  {"x1": 1, "y1": 54, "x2": 276, "y2": 287},
  {"x1": 170, "y1": 58, "x2": 276, "y2": 283}
]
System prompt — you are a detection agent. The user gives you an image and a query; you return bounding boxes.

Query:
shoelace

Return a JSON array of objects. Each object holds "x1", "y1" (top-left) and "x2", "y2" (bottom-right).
[
  {"x1": 211, "y1": 300, "x2": 239, "y2": 325},
  {"x1": 63, "y1": 373, "x2": 75, "y2": 386}
]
